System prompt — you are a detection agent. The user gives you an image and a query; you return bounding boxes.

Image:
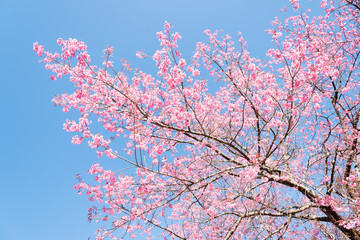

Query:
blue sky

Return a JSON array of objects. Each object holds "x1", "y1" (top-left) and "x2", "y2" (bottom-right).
[{"x1": 0, "y1": 0, "x2": 321, "y2": 239}]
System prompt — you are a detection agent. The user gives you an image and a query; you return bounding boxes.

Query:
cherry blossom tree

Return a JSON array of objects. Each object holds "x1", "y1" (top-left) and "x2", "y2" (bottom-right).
[{"x1": 34, "y1": 0, "x2": 360, "y2": 239}]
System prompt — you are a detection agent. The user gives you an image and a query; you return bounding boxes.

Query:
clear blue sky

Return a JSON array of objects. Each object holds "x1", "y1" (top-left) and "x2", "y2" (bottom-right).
[{"x1": 0, "y1": 0, "x2": 321, "y2": 239}]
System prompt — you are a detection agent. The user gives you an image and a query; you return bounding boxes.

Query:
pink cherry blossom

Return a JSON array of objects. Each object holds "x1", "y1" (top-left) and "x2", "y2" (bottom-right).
[{"x1": 35, "y1": 0, "x2": 360, "y2": 239}]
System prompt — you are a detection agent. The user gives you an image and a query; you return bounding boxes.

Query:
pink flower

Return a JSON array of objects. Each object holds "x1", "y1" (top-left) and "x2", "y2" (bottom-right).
[
  {"x1": 192, "y1": 69, "x2": 200, "y2": 77},
  {"x1": 178, "y1": 58, "x2": 186, "y2": 68},
  {"x1": 71, "y1": 135, "x2": 83, "y2": 144},
  {"x1": 154, "y1": 146, "x2": 164, "y2": 155},
  {"x1": 33, "y1": 42, "x2": 44, "y2": 56}
]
